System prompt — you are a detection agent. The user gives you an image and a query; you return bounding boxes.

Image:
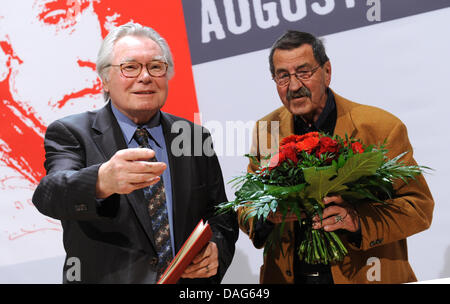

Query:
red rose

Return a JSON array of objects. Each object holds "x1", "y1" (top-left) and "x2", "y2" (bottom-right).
[
  {"x1": 268, "y1": 142, "x2": 299, "y2": 170},
  {"x1": 351, "y1": 142, "x2": 364, "y2": 154},
  {"x1": 280, "y1": 142, "x2": 298, "y2": 164},
  {"x1": 296, "y1": 133, "x2": 320, "y2": 153},
  {"x1": 268, "y1": 152, "x2": 285, "y2": 170},
  {"x1": 298, "y1": 132, "x2": 319, "y2": 142},
  {"x1": 280, "y1": 135, "x2": 303, "y2": 146},
  {"x1": 316, "y1": 136, "x2": 339, "y2": 157}
]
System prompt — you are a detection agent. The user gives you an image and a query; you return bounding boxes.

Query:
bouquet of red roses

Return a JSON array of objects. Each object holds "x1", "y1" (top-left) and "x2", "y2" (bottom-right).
[{"x1": 218, "y1": 132, "x2": 427, "y2": 264}]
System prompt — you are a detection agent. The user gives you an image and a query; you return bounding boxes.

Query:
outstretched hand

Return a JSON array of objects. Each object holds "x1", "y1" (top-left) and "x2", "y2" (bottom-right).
[{"x1": 96, "y1": 148, "x2": 166, "y2": 198}]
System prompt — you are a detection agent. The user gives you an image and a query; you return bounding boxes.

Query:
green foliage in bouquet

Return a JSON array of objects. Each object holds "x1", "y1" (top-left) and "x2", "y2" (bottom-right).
[{"x1": 217, "y1": 132, "x2": 428, "y2": 265}]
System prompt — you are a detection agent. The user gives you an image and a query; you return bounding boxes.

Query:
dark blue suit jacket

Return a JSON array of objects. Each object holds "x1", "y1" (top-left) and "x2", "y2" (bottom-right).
[{"x1": 32, "y1": 103, "x2": 238, "y2": 283}]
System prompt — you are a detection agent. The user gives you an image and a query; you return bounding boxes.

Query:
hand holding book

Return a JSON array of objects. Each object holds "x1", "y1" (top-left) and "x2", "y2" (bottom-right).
[
  {"x1": 157, "y1": 219, "x2": 216, "y2": 284},
  {"x1": 181, "y1": 241, "x2": 218, "y2": 279}
]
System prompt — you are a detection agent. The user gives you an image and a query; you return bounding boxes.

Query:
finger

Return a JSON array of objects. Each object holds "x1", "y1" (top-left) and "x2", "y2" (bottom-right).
[
  {"x1": 321, "y1": 205, "x2": 343, "y2": 219},
  {"x1": 323, "y1": 194, "x2": 344, "y2": 205},
  {"x1": 323, "y1": 221, "x2": 342, "y2": 232},
  {"x1": 182, "y1": 263, "x2": 201, "y2": 275},
  {"x1": 125, "y1": 172, "x2": 161, "y2": 184},
  {"x1": 114, "y1": 178, "x2": 160, "y2": 194},
  {"x1": 129, "y1": 177, "x2": 160, "y2": 189},
  {"x1": 182, "y1": 258, "x2": 219, "y2": 278},
  {"x1": 312, "y1": 206, "x2": 340, "y2": 225},
  {"x1": 313, "y1": 209, "x2": 346, "y2": 230},
  {"x1": 313, "y1": 216, "x2": 333, "y2": 229},
  {"x1": 181, "y1": 264, "x2": 218, "y2": 279},
  {"x1": 117, "y1": 148, "x2": 156, "y2": 161},
  {"x1": 192, "y1": 243, "x2": 211, "y2": 264},
  {"x1": 128, "y1": 161, "x2": 167, "y2": 174},
  {"x1": 184, "y1": 256, "x2": 209, "y2": 274}
]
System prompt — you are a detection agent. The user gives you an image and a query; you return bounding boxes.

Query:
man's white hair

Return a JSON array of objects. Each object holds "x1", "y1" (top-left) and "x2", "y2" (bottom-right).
[{"x1": 96, "y1": 22, "x2": 174, "y2": 101}]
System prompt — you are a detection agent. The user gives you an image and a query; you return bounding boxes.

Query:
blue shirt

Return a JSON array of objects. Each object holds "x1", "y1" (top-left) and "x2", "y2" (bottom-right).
[{"x1": 111, "y1": 104, "x2": 175, "y2": 256}]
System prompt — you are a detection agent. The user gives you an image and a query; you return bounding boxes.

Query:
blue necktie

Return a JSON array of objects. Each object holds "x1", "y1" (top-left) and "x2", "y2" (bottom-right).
[{"x1": 134, "y1": 127, "x2": 173, "y2": 278}]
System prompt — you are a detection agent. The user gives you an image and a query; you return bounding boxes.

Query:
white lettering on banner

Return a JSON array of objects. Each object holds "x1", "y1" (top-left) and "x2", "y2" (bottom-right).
[
  {"x1": 253, "y1": 0, "x2": 280, "y2": 29},
  {"x1": 224, "y1": 0, "x2": 252, "y2": 35},
  {"x1": 280, "y1": 0, "x2": 307, "y2": 22},
  {"x1": 345, "y1": 0, "x2": 355, "y2": 8},
  {"x1": 201, "y1": 0, "x2": 226, "y2": 43},
  {"x1": 311, "y1": 0, "x2": 335, "y2": 16},
  {"x1": 201, "y1": 0, "x2": 381, "y2": 44}
]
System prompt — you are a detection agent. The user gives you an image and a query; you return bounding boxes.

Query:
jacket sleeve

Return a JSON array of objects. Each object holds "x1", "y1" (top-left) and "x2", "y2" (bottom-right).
[
  {"x1": 32, "y1": 120, "x2": 118, "y2": 221},
  {"x1": 237, "y1": 121, "x2": 276, "y2": 249},
  {"x1": 350, "y1": 121, "x2": 434, "y2": 251}
]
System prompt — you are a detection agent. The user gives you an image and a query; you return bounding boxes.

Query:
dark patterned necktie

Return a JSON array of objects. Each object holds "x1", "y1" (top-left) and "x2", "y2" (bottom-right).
[{"x1": 134, "y1": 127, "x2": 173, "y2": 279}]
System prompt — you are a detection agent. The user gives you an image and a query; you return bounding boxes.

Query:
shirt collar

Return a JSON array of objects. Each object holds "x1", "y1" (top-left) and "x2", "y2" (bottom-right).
[
  {"x1": 294, "y1": 87, "x2": 336, "y2": 135},
  {"x1": 314, "y1": 87, "x2": 336, "y2": 130},
  {"x1": 110, "y1": 101, "x2": 162, "y2": 147}
]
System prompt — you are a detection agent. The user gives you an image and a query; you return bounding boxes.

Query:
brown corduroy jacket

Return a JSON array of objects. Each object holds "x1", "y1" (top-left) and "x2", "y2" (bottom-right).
[{"x1": 239, "y1": 92, "x2": 434, "y2": 284}]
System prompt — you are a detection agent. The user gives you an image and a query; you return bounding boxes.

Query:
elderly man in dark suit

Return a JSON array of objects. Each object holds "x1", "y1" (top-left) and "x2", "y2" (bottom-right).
[{"x1": 32, "y1": 22, "x2": 238, "y2": 284}]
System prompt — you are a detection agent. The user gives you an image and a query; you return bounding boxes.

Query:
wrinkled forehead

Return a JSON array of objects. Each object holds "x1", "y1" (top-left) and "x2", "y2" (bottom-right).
[
  {"x1": 273, "y1": 44, "x2": 317, "y2": 70},
  {"x1": 113, "y1": 35, "x2": 165, "y2": 62}
]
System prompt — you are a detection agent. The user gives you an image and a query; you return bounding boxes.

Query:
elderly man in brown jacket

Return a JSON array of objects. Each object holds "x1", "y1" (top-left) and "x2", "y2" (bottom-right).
[{"x1": 239, "y1": 31, "x2": 434, "y2": 284}]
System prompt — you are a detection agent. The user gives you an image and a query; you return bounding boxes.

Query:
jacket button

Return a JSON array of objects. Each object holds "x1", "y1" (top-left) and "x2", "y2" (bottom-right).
[
  {"x1": 75, "y1": 204, "x2": 88, "y2": 212},
  {"x1": 286, "y1": 270, "x2": 292, "y2": 276},
  {"x1": 150, "y1": 257, "x2": 158, "y2": 266}
]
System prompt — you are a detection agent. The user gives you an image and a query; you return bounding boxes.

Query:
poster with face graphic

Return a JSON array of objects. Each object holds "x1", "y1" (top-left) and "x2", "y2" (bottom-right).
[
  {"x1": 0, "y1": 0, "x2": 198, "y2": 273},
  {"x1": 1, "y1": 0, "x2": 450, "y2": 283}
]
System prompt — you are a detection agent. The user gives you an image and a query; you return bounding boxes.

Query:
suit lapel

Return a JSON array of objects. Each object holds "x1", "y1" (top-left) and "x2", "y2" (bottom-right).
[
  {"x1": 91, "y1": 103, "x2": 127, "y2": 160},
  {"x1": 332, "y1": 91, "x2": 358, "y2": 138},
  {"x1": 278, "y1": 107, "x2": 294, "y2": 139},
  {"x1": 91, "y1": 103, "x2": 156, "y2": 249}
]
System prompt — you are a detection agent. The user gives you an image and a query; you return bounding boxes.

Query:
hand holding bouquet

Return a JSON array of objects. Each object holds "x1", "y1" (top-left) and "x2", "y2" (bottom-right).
[{"x1": 218, "y1": 132, "x2": 428, "y2": 265}]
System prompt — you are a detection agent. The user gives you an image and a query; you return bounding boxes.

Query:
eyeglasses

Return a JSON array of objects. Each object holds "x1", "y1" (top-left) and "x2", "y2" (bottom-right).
[
  {"x1": 273, "y1": 64, "x2": 322, "y2": 87},
  {"x1": 107, "y1": 61, "x2": 168, "y2": 78}
]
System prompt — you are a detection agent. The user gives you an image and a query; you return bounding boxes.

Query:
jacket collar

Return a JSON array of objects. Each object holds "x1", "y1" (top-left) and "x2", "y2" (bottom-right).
[
  {"x1": 276, "y1": 89, "x2": 357, "y2": 139},
  {"x1": 91, "y1": 102, "x2": 157, "y2": 252},
  {"x1": 332, "y1": 91, "x2": 358, "y2": 138},
  {"x1": 91, "y1": 102, "x2": 128, "y2": 160}
]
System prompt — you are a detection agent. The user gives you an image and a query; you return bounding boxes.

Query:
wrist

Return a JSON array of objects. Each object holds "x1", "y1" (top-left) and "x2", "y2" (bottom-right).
[{"x1": 96, "y1": 163, "x2": 112, "y2": 199}]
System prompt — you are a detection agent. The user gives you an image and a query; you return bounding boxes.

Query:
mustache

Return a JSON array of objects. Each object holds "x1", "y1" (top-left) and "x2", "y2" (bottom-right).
[{"x1": 287, "y1": 86, "x2": 311, "y2": 101}]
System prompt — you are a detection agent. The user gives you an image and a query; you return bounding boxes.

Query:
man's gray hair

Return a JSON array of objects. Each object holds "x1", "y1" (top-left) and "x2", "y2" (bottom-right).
[{"x1": 96, "y1": 22, "x2": 174, "y2": 101}]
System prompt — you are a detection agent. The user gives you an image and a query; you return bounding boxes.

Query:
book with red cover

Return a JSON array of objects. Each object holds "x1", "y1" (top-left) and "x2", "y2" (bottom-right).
[{"x1": 157, "y1": 219, "x2": 212, "y2": 284}]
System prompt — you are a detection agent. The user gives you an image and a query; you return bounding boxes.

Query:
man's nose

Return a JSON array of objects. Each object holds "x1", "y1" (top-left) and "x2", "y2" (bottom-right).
[
  {"x1": 137, "y1": 65, "x2": 153, "y2": 83},
  {"x1": 288, "y1": 73, "x2": 303, "y2": 91}
]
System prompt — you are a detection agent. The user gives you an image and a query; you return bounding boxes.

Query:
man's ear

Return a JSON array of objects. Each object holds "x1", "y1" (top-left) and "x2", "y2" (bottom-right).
[
  {"x1": 101, "y1": 75, "x2": 109, "y2": 93},
  {"x1": 323, "y1": 60, "x2": 332, "y2": 87}
]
